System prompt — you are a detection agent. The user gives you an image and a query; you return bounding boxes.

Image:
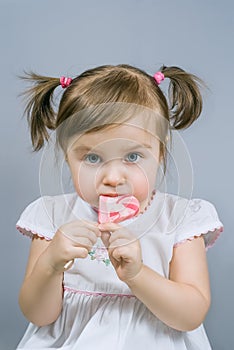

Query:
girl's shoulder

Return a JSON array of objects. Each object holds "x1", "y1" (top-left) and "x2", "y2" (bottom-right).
[
  {"x1": 157, "y1": 192, "x2": 223, "y2": 249},
  {"x1": 16, "y1": 193, "x2": 93, "y2": 240}
]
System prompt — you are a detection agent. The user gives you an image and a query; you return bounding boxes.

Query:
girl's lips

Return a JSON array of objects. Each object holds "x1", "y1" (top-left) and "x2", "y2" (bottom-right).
[{"x1": 101, "y1": 193, "x2": 119, "y2": 197}]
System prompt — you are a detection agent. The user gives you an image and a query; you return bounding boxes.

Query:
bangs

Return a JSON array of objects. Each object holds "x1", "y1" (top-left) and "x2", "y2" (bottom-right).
[
  {"x1": 56, "y1": 102, "x2": 169, "y2": 152},
  {"x1": 56, "y1": 65, "x2": 169, "y2": 153}
]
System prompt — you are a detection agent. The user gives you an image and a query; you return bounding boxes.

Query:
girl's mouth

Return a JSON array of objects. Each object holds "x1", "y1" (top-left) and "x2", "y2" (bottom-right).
[{"x1": 101, "y1": 193, "x2": 119, "y2": 197}]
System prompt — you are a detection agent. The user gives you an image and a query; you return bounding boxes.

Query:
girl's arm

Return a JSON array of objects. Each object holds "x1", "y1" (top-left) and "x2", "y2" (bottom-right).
[
  {"x1": 100, "y1": 223, "x2": 211, "y2": 332},
  {"x1": 19, "y1": 236, "x2": 64, "y2": 327},
  {"x1": 19, "y1": 221, "x2": 100, "y2": 327},
  {"x1": 126, "y1": 236, "x2": 211, "y2": 331}
]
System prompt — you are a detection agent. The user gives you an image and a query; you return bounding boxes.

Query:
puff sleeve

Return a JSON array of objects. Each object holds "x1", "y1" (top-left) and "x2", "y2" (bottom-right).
[
  {"x1": 174, "y1": 198, "x2": 223, "y2": 249},
  {"x1": 16, "y1": 196, "x2": 56, "y2": 240}
]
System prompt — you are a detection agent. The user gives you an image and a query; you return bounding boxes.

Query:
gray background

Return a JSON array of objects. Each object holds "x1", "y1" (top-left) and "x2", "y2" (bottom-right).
[{"x1": 0, "y1": 0, "x2": 233, "y2": 349}]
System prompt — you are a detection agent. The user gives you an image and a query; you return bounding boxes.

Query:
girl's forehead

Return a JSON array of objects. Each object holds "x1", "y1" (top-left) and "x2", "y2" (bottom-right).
[
  {"x1": 68, "y1": 122, "x2": 159, "y2": 151},
  {"x1": 66, "y1": 111, "x2": 167, "y2": 149}
]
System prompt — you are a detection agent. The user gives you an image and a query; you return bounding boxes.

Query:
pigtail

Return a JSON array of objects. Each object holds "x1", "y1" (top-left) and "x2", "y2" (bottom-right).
[
  {"x1": 20, "y1": 72, "x2": 61, "y2": 151},
  {"x1": 161, "y1": 66, "x2": 204, "y2": 130}
]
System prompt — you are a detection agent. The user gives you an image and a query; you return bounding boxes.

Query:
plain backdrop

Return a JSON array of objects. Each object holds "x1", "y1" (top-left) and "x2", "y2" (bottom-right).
[{"x1": 0, "y1": 0, "x2": 233, "y2": 349}]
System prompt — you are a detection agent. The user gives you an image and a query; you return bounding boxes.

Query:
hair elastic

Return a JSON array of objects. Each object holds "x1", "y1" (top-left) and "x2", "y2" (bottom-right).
[
  {"x1": 60, "y1": 76, "x2": 72, "y2": 88},
  {"x1": 154, "y1": 71, "x2": 165, "y2": 85}
]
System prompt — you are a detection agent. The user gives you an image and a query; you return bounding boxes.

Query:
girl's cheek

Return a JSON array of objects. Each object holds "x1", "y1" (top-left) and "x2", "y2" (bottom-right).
[
  {"x1": 132, "y1": 167, "x2": 157, "y2": 200},
  {"x1": 132, "y1": 175, "x2": 149, "y2": 200},
  {"x1": 75, "y1": 169, "x2": 99, "y2": 201}
]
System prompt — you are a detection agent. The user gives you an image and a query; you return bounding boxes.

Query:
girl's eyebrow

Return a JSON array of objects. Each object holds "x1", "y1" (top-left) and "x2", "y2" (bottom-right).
[
  {"x1": 72, "y1": 143, "x2": 153, "y2": 153},
  {"x1": 122, "y1": 143, "x2": 153, "y2": 151},
  {"x1": 135, "y1": 143, "x2": 152, "y2": 149},
  {"x1": 71, "y1": 145, "x2": 92, "y2": 153}
]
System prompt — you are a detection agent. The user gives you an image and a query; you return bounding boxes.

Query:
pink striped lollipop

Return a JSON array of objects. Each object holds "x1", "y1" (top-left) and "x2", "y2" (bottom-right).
[{"x1": 98, "y1": 194, "x2": 140, "y2": 224}]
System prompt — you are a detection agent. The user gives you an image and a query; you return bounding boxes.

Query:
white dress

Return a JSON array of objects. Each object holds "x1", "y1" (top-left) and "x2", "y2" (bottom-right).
[{"x1": 16, "y1": 191, "x2": 223, "y2": 350}]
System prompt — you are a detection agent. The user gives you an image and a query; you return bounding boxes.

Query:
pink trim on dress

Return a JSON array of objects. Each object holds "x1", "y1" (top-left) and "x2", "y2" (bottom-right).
[
  {"x1": 16, "y1": 225, "x2": 52, "y2": 241},
  {"x1": 64, "y1": 286, "x2": 136, "y2": 298},
  {"x1": 174, "y1": 226, "x2": 223, "y2": 250}
]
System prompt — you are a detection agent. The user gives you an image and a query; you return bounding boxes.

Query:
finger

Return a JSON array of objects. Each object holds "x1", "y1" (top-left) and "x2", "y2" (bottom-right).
[
  {"x1": 73, "y1": 237, "x2": 96, "y2": 250},
  {"x1": 72, "y1": 229, "x2": 98, "y2": 245},
  {"x1": 76, "y1": 221, "x2": 101, "y2": 238},
  {"x1": 98, "y1": 223, "x2": 121, "y2": 232},
  {"x1": 80, "y1": 220, "x2": 101, "y2": 235},
  {"x1": 111, "y1": 246, "x2": 132, "y2": 262},
  {"x1": 108, "y1": 229, "x2": 136, "y2": 246},
  {"x1": 69, "y1": 247, "x2": 89, "y2": 259},
  {"x1": 109, "y1": 238, "x2": 131, "y2": 250},
  {"x1": 101, "y1": 231, "x2": 111, "y2": 248},
  {"x1": 60, "y1": 220, "x2": 101, "y2": 238},
  {"x1": 62, "y1": 229, "x2": 98, "y2": 247}
]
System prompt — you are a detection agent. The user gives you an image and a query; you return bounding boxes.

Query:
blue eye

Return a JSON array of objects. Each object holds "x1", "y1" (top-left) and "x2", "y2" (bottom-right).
[
  {"x1": 125, "y1": 152, "x2": 141, "y2": 163},
  {"x1": 85, "y1": 154, "x2": 101, "y2": 164}
]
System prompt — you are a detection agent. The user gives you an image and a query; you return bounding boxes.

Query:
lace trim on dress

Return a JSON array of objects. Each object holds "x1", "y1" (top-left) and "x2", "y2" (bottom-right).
[
  {"x1": 174, "y1": 225, "x2": 223, "y2": 249},
  {"x1": 16, "y1": 225, "x2": 52, "y2": 241},
  {"x1": 64, "y1": 286, "x2": 136, "y2": 298}
]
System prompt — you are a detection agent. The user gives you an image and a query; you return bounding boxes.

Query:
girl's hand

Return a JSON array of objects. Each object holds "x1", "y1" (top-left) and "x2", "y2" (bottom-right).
[
  {"x1": 44, "y1": 220, "x2": 100, "y2": 273},
  {"x1": 99, "y1": 223, "x2": 143, "y2": 282}
]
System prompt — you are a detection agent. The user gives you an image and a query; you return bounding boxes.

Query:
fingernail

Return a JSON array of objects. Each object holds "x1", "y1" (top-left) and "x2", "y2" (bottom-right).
[{"x1": 98, "y1": 224, "x2": 105, "y2": 230}]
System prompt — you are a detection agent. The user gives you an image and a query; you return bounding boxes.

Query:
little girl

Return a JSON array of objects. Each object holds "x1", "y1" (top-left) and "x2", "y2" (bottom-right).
[{"x1": 16, "y1": 64, "x2": 223, "y2": 349}]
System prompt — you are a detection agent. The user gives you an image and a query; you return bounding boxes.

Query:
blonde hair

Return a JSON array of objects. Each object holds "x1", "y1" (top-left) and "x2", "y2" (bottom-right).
[{"x1": 21, "y1": 64, "x2": 204, "y2": 174}]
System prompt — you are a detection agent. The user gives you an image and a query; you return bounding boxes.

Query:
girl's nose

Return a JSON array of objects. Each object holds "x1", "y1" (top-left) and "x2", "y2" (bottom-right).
[{"x1": 101, "y1": 160, "x2": 126, "y2": 187}]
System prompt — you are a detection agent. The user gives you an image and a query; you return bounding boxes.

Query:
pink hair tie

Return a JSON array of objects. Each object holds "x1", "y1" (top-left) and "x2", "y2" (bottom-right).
[
  {"x1": 60, "y1": 76, "x2": 72, "y2": 88},
  {"x1": 154, "y1": 71, "x2": 165, "y2": 85}
]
